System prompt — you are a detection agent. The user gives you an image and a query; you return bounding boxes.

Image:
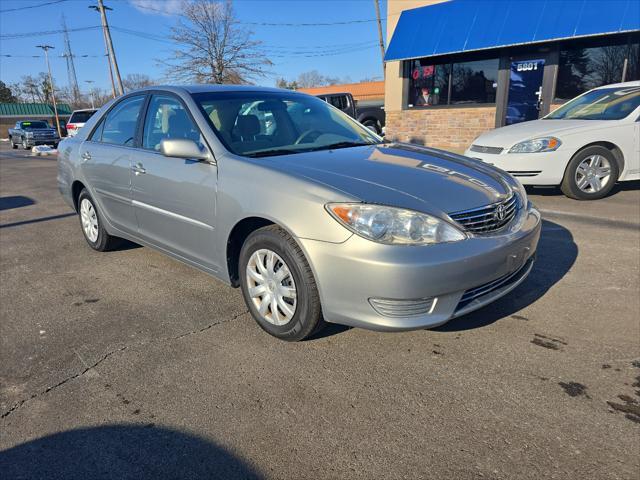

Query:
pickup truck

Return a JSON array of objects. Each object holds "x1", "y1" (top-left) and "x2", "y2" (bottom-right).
[
  {"x1": 316, "y1": 92, "x2": 385, "y2": 134},
  {"x1": 8, "y1": 120, "x2": 60, "y2": 150}
]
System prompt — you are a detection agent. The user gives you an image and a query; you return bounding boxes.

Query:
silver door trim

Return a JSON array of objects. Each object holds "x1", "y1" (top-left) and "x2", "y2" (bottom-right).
[{"x1": 132, "y1": 200, "x2": 215, "y2": 230}]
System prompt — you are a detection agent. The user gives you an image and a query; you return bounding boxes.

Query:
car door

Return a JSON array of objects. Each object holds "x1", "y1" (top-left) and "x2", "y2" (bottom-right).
[
  {"x1": 131, "y1": 93, "x2": 219, "y2": 270},
  {"x1": 79, "y1": 95, "x2": 145, "y2": 235}
]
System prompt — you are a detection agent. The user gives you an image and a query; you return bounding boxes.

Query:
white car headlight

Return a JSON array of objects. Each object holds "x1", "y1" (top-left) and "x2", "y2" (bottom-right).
[
  {"x1": 509, "y1": 137, "x2": 561, "y2": 153},
  {"x1": 326, "y1": 203, "x2": 466, "y2": 245}
]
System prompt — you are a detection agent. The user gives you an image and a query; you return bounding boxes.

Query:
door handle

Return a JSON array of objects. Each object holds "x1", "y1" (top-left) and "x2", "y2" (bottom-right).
[
  {"x1": 81, "y1": 151, "x2": 91, "y2": 162},
  {"x1": 132, "y1": 163, "x2": 146, "y2": 175}
]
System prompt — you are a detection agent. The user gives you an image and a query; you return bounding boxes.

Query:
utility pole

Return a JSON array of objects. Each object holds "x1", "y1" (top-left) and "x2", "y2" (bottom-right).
[
  {"x1": 373, "y1": 0, "x2": 385, "y2": 78},
  {"x1": 61, "y1": 14, "x2": 80, "y2": 104},
  {"x1": 36, "y1": 45, "x2": 62, "y2": 138},
  {"x1": 89, "y1": 0, "x2": 123, "y2": 96},
  {"x1": 85, "y1": 80, "x2": 96, "y2": 109}
]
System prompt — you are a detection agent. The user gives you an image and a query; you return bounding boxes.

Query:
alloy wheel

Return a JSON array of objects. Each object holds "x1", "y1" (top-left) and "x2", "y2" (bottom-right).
[
  {"x1": 575, "y1": 154, "x2": 611, "y2": 194},
  {"x1": 245, "y1": 248, "x2": 297, "y2": 326}
]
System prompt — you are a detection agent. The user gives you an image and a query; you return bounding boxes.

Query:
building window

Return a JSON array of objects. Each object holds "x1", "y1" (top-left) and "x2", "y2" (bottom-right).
[
  {"x1": 450, "y1": 59, "x2": 499, "y2": 105},
  {"x1": 407, "y1": 57, "x2": 498, "y2": 107},
  {"x1": 556, "y1": 41, "x2": 640, "y2": 100},
  {"x1": 408, "y1": 61, "x2": 449, "y2": 107}
]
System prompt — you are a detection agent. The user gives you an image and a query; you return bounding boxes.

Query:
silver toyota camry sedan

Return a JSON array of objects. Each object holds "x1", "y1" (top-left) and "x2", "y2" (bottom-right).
[{"x1": 58, "y1": 85, "x2": 541, "y2": 341}]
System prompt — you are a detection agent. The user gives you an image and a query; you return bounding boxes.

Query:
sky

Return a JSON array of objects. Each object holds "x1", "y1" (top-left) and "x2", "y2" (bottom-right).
[{"x1": 0, "y1": 0, "x2": 388, "y2": 96}]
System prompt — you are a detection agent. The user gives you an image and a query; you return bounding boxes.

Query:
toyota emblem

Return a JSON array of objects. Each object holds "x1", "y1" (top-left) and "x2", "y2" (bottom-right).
[{"x1": 495, "y1": 204, "x2": 506, "y2": 221}]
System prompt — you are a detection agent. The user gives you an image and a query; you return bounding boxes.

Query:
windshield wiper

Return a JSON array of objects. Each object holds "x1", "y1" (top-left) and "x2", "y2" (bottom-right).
[
  {"x1": 245, "y1": 148, "x2": 304, "y2": 158},
  {"x1": 306, "y1": 141, "x2": 376, "y2": 152}
]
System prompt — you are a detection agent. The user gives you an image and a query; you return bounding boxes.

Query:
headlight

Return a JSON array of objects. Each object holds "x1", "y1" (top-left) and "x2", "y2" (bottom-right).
[
  {"x1": 25, "y1": 132, "x2": 34, "y2": 137},
  {"x1": 326, "y1": 203, "x2": 466, "y2": 245},
  {"x1": 509, "y1": 137, "x2": 561, "y2": 153}
]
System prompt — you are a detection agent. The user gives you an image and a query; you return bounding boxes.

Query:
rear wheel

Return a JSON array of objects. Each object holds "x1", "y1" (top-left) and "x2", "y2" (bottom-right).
[
  {"x1": 239, "y1": 225, "x2": 324, "y2": 341},
  {"x1": 561, "y1": 146, "x2": 619, "y2": 200},
  {"x1": 77, "y1": 189, "x2": 120, "y2": 251}
]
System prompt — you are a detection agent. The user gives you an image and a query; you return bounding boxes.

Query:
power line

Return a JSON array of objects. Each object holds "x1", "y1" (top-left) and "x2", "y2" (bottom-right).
[
  {"x1": 108, "y1": 26, "x2": 379, "y2": 56},
  {"x1": 1, "y1": 54, "x2": 107, "y2": 58},
  {"x1": 0, "y1": 0, "x2": 70, "y2": 14},
  {"x1": 0, "y1": 26, "x2": 102, "y2": 40}
]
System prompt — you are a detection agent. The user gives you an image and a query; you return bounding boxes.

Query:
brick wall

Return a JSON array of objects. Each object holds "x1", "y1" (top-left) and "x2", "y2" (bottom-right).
[{"x1": 385, "y1": 107, "x2": 496, "y2": 153}]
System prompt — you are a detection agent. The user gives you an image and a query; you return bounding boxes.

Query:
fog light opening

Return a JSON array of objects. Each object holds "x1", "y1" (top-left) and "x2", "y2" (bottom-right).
[{"x1": 369, "y1": 297, "x2": 438, "y2": 317}]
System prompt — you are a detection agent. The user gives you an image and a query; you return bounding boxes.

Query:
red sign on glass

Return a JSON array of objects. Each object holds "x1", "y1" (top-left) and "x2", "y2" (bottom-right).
[{"x1": 412, "y1": 65, "x2": 435, "y2": 80}]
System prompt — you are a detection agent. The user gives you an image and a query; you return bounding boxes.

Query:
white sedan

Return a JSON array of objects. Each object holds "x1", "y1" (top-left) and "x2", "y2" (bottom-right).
[{"x1": 465, "y1": 82, "x2": 640, "y2": 200}]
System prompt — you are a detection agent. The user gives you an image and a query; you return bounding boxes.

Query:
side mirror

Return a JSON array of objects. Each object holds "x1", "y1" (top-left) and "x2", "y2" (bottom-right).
[{"x1": 160, "y1": 138, "x2": 211, "y2": 161}]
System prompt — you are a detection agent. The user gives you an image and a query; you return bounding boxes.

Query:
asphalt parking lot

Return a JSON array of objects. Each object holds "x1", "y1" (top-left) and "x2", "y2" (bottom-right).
[{"x1": 1, "y1": 141, "x2": 639, "y2": 479}]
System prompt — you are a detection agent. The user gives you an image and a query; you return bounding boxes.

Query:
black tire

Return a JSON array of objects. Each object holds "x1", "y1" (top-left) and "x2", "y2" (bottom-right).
[
  {"x1": 361, "y1": 119, "x2": 381, "y2": 134},
  {"x1": 239, "y1": 225, "x2": 325, "y2": 341},
  {"x1": 561, "y1": 146, "x2": 619, "y2": 200},
  {"x1": 22, "y1": 137, "x2": 29, "y2": 150},
  {"x1": 11, "y1": 138, "x2": 17, "y2": 149},
  {"x1": 77, "y1": 189, "x2": 120, "y2": 251}
]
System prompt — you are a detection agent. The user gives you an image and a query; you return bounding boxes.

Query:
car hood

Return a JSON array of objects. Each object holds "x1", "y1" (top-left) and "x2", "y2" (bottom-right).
[
  {"x1": 266, "y1": 143, "x2": 514, "y2": 214},
  {"x1": 471, "y1": 119, "x2": 614, "y2": 148}
]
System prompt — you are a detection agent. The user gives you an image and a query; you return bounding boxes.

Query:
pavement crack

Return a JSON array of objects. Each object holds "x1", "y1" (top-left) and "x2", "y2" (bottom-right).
[{"x1": 1, "y1": 310, "x2": 248, "y2": 420}]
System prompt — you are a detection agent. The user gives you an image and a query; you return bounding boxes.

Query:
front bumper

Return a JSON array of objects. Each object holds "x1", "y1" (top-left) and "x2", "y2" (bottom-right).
[
  {"x1": 464, "y1": 149, "x2": 568, "y2": 185},
  {"x1": 299, "y1": 203, "x2": 541, "y2": 331},
  {"x1": 25, "y1": 138, "x2": 59, "y2": 147}
]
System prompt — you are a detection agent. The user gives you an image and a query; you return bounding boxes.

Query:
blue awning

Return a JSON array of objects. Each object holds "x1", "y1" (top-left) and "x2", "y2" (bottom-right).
[{"x1": 385, "y1": 0, "x2": 640, "y2": 62}]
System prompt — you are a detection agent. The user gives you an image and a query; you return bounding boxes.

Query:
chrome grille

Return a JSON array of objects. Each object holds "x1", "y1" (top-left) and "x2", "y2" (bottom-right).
[
  {"x1": 449, "y1": 194, "x2": 518, "y2": 234},
  {"x1": 469, "y1": 144, "x2": 504, "y2": 154}
]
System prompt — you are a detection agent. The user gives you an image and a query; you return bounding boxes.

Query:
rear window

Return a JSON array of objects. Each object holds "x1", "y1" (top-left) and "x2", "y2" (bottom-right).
[
  {"x1": 21, "y1": 121, "x2": 49, "y2": 129},
  {"x1": 69, "y1": 111, "x2": 96, "y2": 123}
]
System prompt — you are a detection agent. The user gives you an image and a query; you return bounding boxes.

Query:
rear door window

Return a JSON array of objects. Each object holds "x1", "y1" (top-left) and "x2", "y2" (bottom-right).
[
  {"x1": 96, "y1": 96, "x2": 145, "y2": 146},
  {"x1": 69, "y1": 111, "x2": 96, "y2": 123}
]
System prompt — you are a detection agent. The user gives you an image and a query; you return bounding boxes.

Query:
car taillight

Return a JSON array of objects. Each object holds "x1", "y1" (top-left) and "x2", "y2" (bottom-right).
[{"x1": 67, "y1": 124, "x2": 76, "y2": 130}]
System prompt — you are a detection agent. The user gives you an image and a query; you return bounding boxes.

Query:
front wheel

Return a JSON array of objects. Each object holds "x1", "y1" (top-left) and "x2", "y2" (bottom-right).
[
  {"x1": 239, "y1": 225, "x2": 325, "y2": 341},
  {"x1": 561, "y1": 146, "x2": 619, "y2": 200},
  {"x1": 361, "y1": 119, "x2": 381, "y2": 134},
  {"x1": 22, "y1": 138, "x2": 29, "y2": 150}
]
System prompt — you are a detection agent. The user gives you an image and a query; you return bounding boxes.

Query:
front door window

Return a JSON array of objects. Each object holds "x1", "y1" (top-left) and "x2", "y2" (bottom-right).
[{"x1": 505, "y1": 59, "x2": 545, "y2": 125}]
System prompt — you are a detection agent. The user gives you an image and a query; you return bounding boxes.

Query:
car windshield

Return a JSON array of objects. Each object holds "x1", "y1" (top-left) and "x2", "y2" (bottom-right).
[
  {"x1": 69, "y1": 111, "x2": 96, "y2": 123},
  {"x1": 191, "y1": 91, "x2": 381, "y2": 157},
  {"x1": 21, "y1": 121, "x2": 49, "y2": 129},
  {"x1": 545, "y1": 86, "x2": 640, "y2": 120}
]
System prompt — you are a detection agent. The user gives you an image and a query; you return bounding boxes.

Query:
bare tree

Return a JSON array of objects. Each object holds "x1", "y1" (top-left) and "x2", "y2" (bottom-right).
[
  {"x1": 294, "y1": 70, "x2": 352, "y2": 88},
  {"x1": 160, "y1": 0, "x2": 271, "y2": 84},
  {"x1": 10, "y1": 74, "x2": 52, "y2": 103},
  {"x1": 123, "y1": 73, "x2": 155, "y2": 92},
  {"x1": 296, "y1": 70, "x2": 326, "y2": 88}
]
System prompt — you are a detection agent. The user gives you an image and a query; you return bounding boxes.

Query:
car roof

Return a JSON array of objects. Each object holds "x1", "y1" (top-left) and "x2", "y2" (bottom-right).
[
  {"x1": 131, "y1": 84, "x2": 295, "y2": 95},
  {"x1": 71, "y1": 108, "x2": 98, "y2": 112},
  {"x1": 594, "y1": 80, "x2": 640, "y2": 89}
]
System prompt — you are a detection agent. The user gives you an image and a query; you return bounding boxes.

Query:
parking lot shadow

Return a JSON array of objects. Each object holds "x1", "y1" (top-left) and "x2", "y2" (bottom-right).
[
  {"x1": 0, "y1": 195, "x2": 35, "y2": 211},
  {"x1": 435, "y1": 219, "x2": 577, "y2": 331},
  {"x1": 0, "y1": 424, "x2": 263, "y2": 480}
]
